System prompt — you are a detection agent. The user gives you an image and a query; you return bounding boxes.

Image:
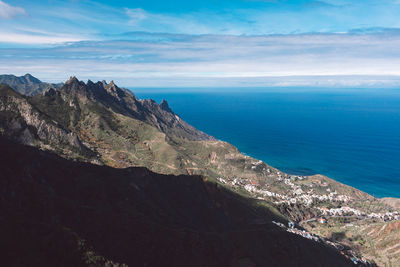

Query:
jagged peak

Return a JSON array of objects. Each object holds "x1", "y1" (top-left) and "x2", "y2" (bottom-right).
[
  {"x1": 160, "y1": 99, "x2": 173, "y2": 113},
  {"x1": 61, "y1": 77, "x2": 91, "y2": 99},
  {"x1": 107, "y1": 80, "x2": 118, "y2": 92},
  {"x1": 65, "y1": 76, "x2": 80, "y2": 85}
]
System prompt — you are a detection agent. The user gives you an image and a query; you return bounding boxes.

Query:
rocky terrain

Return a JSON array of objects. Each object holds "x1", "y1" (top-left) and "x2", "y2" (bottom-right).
[
  {"x1": 0, "y1": 84, "x2": 95, "y2": 161},
  {"x1": 1, "y1": 74, "x2": 399, "y2": 266}
]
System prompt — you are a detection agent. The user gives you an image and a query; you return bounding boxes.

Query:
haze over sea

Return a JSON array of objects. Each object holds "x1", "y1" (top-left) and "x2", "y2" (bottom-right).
[{"x1": 136, "y1": 88, "x2": 400, "y2": 198}]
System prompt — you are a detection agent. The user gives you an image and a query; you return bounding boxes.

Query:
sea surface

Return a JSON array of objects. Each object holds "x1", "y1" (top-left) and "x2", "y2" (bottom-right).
[{"x1": 135, "y1": 88, "x2": 400, "y2": 198}]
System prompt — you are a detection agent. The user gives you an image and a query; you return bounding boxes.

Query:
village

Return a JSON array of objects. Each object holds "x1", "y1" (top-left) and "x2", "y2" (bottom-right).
[{"x1": 217, "y1": 170, "x2": 400, "y2": 223}]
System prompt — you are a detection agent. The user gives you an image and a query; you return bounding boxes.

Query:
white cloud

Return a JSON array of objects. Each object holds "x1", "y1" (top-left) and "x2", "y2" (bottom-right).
[
  {"x1": 0, "y1": 31, "x2": 85, "y2": 44},
  {"x1": 0, "y1": 1, "x2": 26, "y2": 19},
  {"x1": 2, "y1": 32, "x2": 400, "y2": 87}
]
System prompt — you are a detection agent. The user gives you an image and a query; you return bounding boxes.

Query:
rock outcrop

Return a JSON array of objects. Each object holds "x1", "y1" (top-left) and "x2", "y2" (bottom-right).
[{"x1": 0, "y1": 84, "x2": 94, "y2": 159}]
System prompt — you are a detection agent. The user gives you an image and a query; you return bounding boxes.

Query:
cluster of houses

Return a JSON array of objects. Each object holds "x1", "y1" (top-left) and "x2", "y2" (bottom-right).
[
  {"x1": 280, "y1": 177, "x2": 351, "y2": 205},
  {"x1": 319, "y1": 206, "x2": 400, "y2": 221},
  {"x1": 244, "y1": 184, "x2": 288, "y2": 200},
  {"x1": 368, "y1": 211, "x2": 400, "y2": 221},
  {"x1": 241, "y1": 176, "x2": 352, "y2": 208},
  {"x1": 217, "y1": 171, "x2": 399, "y2": 223}
]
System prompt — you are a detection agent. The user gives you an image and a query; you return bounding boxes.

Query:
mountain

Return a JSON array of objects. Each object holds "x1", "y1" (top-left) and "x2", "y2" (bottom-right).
[
  {"x1": 0, "y1": 73, "x2": 62, "y2": 96},
  {"x1": 0, "y1": 138, "x2": 356, "y2": 267},
  {"x1": 1, "y1": 74, "x2": 398, "y2": 266},
  {"x1": 0, "y1": 84, "x2": 96, "y2": 161}
]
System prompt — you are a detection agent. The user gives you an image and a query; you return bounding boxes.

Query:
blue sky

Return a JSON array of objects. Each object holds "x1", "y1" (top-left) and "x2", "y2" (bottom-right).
[{"x1": 1, "y1": 0, "x2": 400, "y2": 87}]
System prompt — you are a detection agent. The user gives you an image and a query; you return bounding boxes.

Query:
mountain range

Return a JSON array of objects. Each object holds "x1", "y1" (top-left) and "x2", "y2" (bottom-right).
[
  {"x1": 1, "y1": 74, "x2": 399, "y2": 266},
  {"x1": 0, "y1": 74, "x2": 62, "y2": 96}
]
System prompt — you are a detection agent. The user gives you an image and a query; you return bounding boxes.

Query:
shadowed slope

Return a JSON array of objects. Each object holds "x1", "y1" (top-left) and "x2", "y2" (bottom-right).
[{"x1": 0, "y1": 138, "x2": 354, "y2": 267}]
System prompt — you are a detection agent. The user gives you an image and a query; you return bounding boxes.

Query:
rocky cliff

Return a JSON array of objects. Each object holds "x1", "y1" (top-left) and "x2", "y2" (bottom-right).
[{"x1": 0, "y1": 84, "x2": 95, "y2": 160}]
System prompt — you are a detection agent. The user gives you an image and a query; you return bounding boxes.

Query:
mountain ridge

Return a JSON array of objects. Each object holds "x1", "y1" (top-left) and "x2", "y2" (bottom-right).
[
  {"x1": 1, "y1": 74, "x2": 399, "y2": 266},
  {"x1": 0, "y1": 73, "x2": 62, "y2": 96},
  {"x1": 0, "y1": 83, "x2": 96, "y2": 161}
]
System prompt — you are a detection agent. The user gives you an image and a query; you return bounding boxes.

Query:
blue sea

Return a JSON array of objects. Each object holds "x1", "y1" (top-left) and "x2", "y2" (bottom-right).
[{"x1": 135, "y1": 88, "x2": 400, "y2": 198}]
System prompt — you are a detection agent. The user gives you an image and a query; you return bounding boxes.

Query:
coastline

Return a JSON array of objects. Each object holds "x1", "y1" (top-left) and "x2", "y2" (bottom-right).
[{"x1": 135, "y1": 90, "x2": 400, "y2": 199}]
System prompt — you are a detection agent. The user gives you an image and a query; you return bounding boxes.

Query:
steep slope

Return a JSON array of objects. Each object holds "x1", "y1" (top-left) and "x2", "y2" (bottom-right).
[
  {"x1": 52, "y1": 77, "x2": 212, "y2": 141},
  {"x1": 0, "y1": 84, "x2": 95, "y2": 161},
  {"x1": 28, "y1": 77, "x2": 214, "y2": 172},
  {"x1": 27, "y1": 78, "x2": 281, "y2": 178},
  {"x1": 0, "y1": 73, "x2": 62, "y2": 96},
  {"x1": 0, "y1": 138, "x2": 356, "y2": 267},
  {"x1": 359, "y1": 220, "x2": 400, "y2": 266}
]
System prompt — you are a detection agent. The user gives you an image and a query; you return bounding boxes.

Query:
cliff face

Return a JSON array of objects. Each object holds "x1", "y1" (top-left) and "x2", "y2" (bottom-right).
[
  {"x1": 0, "y1": 138, "x2": 355, "y2": 267},
  {"x1": 0, "y1": 84, "x2": 95, "y2": 160}
]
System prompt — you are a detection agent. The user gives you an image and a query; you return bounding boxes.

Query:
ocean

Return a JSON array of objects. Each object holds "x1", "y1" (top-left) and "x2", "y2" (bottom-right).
[{"x1": 135, "y1": 88, "x2": 400, "y2": 198}]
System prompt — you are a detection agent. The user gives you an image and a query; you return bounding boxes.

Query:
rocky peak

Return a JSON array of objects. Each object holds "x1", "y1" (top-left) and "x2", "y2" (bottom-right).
[
  {"x1": 24, "y1": 73, "x2": 41, "y2": 84},
  {"x1": 160, "y1": 99, "x2": 173, "y2": 113},
  {"x1": 107, "y1": 80, "x2": 118, "y2": 93},
  {"x1": 61, "y1": 77, "x2": 92, "y2": 102},
  {"x1": 65, "y1": 76, "x2": 80, "y2": 85}
]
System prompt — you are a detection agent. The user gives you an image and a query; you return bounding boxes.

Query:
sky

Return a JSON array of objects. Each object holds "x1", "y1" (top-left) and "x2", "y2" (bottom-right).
[{"x1": 1, "y1": 0, "x2": 400, "y2": 87}]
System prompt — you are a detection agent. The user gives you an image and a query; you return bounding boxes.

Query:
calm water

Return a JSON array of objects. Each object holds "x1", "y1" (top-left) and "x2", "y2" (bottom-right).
[{"x1": 135, "y1": 89, "x2": 400, "y2": 198}]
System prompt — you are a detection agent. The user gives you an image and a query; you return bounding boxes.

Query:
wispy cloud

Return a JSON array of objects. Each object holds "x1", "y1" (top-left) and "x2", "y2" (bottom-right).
[
  {"x1": 2, "y1": 1, "x2": 400, "y2": 87},
  {"x1": 2, "y1": 31, "x2": 400, "y2": 87},
  {"x1": 0, "y1": 0, "x2": 26, "y2": 19},
  {"x1": 0, "y1": 31, "x2": 84, "y2": 45}
]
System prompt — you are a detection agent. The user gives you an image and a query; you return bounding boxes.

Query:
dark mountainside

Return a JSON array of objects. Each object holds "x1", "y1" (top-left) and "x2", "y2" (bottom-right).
[
  {"x1": 0, "y1": 138, "x2": 354, "y2": 267},
  {"x1": 0, "y1": 74, "x2": 62, "y2": 96}
]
